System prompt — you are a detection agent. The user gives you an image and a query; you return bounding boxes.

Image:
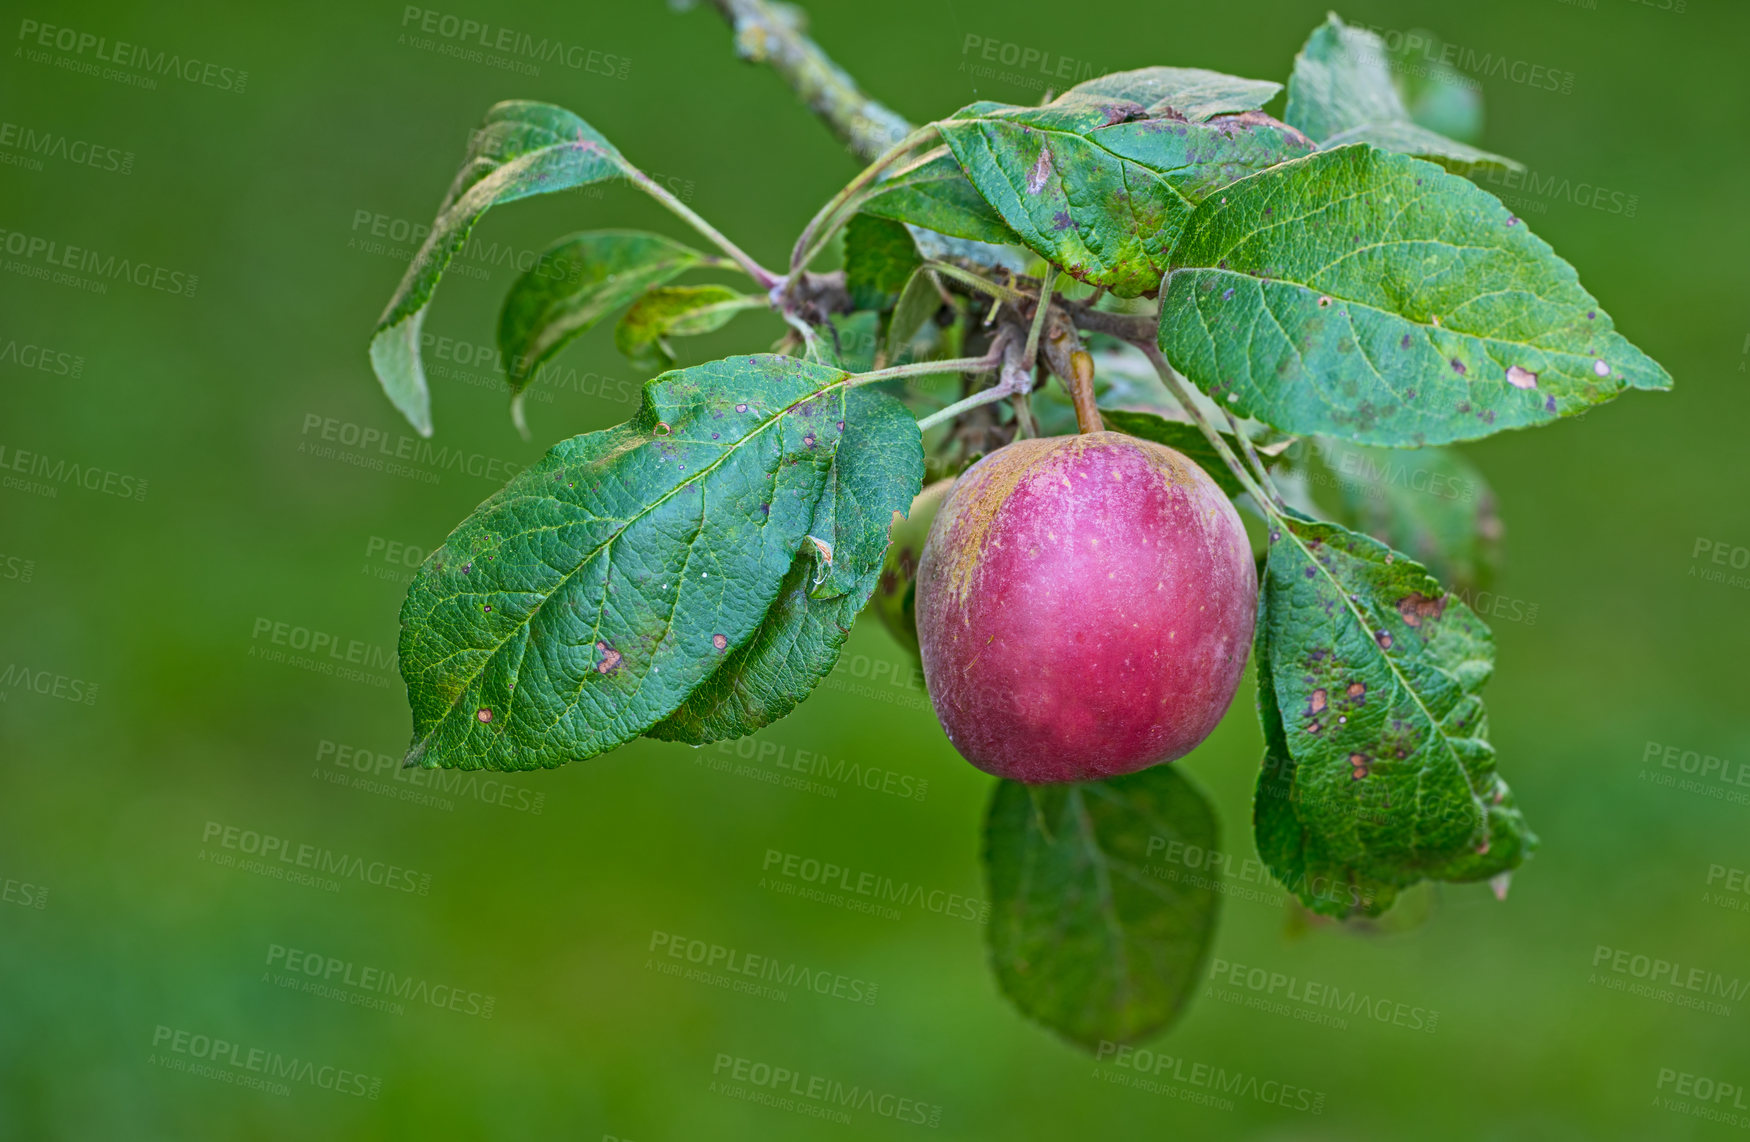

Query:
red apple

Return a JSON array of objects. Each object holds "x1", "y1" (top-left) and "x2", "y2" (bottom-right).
[{"x1": 914, "y1": 432, "x2": 1256, "y2": 783}]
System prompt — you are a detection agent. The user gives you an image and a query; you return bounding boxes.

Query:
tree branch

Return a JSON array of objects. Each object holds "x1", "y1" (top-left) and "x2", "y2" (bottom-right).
[{"x1": 705, "y1": 0, "x2": 913, "y2": 164}]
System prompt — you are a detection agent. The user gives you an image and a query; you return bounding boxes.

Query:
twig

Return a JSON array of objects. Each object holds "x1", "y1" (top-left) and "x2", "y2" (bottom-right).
[
  {"x1": 1064, "y1": 304, "x2": 1156, "y2": 343},
  {"x1": 915, "y1": 328, "x2": 1026, "y2": 432},
  {"x1": 706, "y1": 0, "x2": 914, "y2": 165},
  {"x1": 1224, "y1": 409, "x2": 1287, "y2": 509},
  {"x1": 1021, "y1": 266, "x2": 1058, "y2": 367},
  {"x1": 788, "y1": 123, "x2": 938, "y2": 278},
  {"x1": 926, "y1": 261, "x2": 1028, "y2": 304},
  {"x1": 854, "y1": 351, "x2": 1003, "y2": 388},
  {"x1": 1138, "y1": 343, "x2": 1275, "y2": 510},
  {"x1": 617, "y1": 158, "x2": 779, "y2": 289}
]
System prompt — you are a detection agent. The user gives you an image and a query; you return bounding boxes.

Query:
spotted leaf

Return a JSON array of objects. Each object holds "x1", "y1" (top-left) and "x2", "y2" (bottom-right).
[
  {"x1": 398, "y1": 355, "x2": 919, "y2": 770},
  {"x1": 648, "y1": 385, "x2": 922, "y2": 743},
  {"x1": 1253, "y1": 511, "x2": 1535, "y2": 918},
  {"x1": 935, "y1": 94, "x2": 1314, "y2": 296},
  {"x1": 1160, "y1": 145, "x2": 1671, "y2": 446}
]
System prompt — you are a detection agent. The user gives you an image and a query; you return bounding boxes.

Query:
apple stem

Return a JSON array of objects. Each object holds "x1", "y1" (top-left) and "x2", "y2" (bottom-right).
[{"x1": 1067, "y1": 347, "x2": 1103, "y2": 434}]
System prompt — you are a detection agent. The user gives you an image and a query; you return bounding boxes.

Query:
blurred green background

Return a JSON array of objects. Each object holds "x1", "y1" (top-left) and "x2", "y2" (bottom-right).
[{"x1": 3, "y1": 0, "x2": 1748, "y2": 1137}]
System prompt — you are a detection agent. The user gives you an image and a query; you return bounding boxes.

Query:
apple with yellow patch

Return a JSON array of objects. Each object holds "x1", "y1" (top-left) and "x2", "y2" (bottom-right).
[{"x1": 915, "y1": 432, "x2": 1256, "y2": 783}]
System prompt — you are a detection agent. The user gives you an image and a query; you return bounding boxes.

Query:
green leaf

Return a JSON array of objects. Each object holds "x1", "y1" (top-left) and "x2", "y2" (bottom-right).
[
  {"x1": 1388, "y1": 32, "x2": 1484, "y2": 144},
  {"x1": 370, "y1": 101, "x2": 625, "y2": 436},
  {"x1": 906, "y1": 226, "x2": 1033, "y2": 278},
  {"x1": 1253, "y1": 625, "x2": 1400, "y2": 917},
  {"x1": 614, "y1": 286, "x2": 759, "y2": 372},
  {"x1": 886, "y1": 266, "x2": 942, "y2": 363},
  {"x1": 1160, "y1": 145, "x2": 1672, "y2": 447},
  {"x1": 498, "y1": 230, "x2": 713, "y2": 395},
  {"x1": 1311, "y1": 438, "x2": 1501, "y2": 593},
  {"x1": 1098, "y1": 407, "x2": 1258, "y2": 499},
  {"x1": 1284, "y1": 14, "x2": 1517, "y2": 173},
  {"x1": 649, "y1": 386, "x2": 923, "y2": 743},
  {"x1": 934, "y1": 97, "x2": 1312, "y2": 297},
  {"x1": 937, "y1": 97, "x2": 1188, "y2": 297},
  {"x1": 1252, "y1": 512, "x2": 1535, "y2": 918},
  {"x1": 985, "y1": 768, "x2": 1221, "y2": 1050},
  {"x1": 398, "y1": 355, "x2": 884, "y2": 771},
  {"x1": 818, "y1": 312, "x2": 882, "y2": 373},
  {"x1": 859, "y1": 148, "x2": 1025, "y2": 248},
  {"x1": 1068, "y1": 66, "x2": 1282, "y2": 120},
  {"x1": 843, "y1": 214, "x2": 922, "y2": 312},
  {"x1": 1089, "y1": 112, "x2": 1315, "y2": 204}
]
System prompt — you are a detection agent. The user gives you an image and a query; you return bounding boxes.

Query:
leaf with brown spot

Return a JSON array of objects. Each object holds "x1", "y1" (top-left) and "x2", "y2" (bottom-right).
[
  {"x1": 398, "y1": 355, "x2": 922, "y2": 771},
  {"x1": 1252, "y1": 510, "x2": 1535, "y2": 918},
  {"x1": 933, "y1": 92, "x2": 1314, "y2": 296},
  {"x1": 1161, "y1": 146, "x2": 1672, "y2": 446}
]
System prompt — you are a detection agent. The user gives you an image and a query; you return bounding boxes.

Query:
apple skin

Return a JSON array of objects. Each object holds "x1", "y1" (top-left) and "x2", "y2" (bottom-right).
[
  {"x1": 873, "y1": 479, "x2": 952, "y2": 659},
  {"x1": 914, "y1": 432, "x2": 1256, "y2": 784}
]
